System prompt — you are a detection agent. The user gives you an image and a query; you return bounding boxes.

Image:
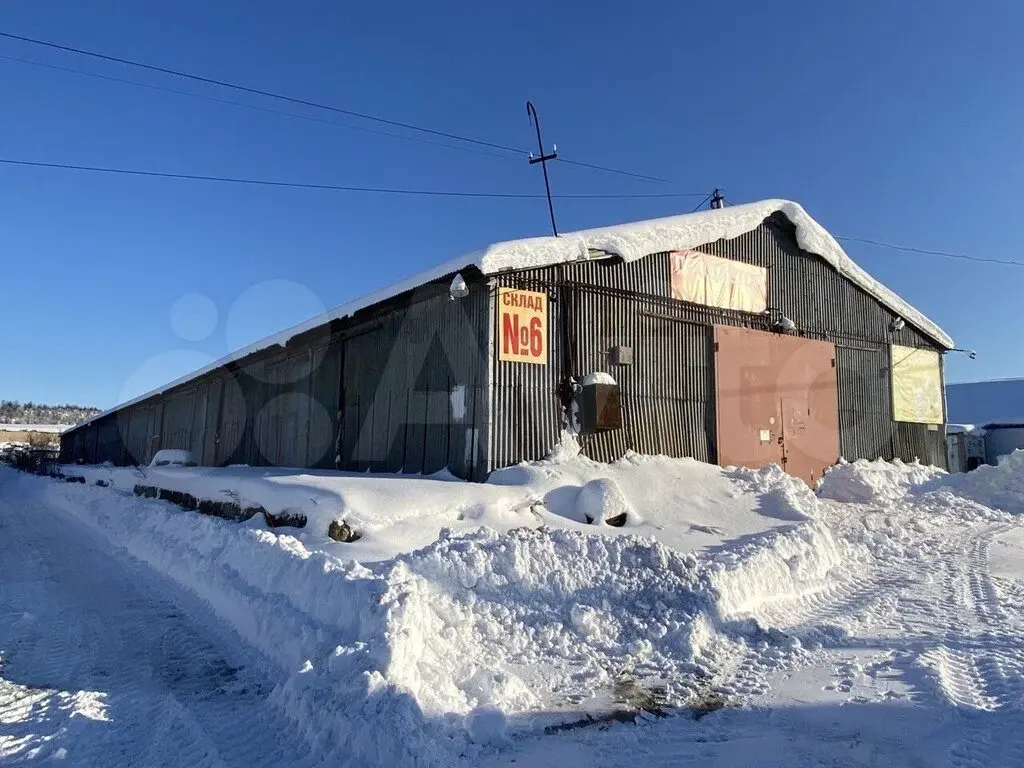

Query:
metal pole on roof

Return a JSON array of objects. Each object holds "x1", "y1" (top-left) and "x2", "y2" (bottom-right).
[
  {"x1": 710, "y1": 188, "x2": 725, "y2": 209},
  {"x1": 526, "y1": 101, "x2": 559, "y2": 236}
]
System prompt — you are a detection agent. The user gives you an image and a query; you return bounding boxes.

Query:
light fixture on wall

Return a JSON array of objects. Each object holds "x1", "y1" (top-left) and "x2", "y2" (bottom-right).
[
  {"x1": 449, "y1": 273, "x2": 470, "y2": 300},
  {"x1": 764, "y1": 307, "x2": 797, "y2": 333},
  {"x1": 891, "y1": 316, "x2": 905, "y2": 332},
  {"x1": 774, "y1": 315, "x2": 797, "y2": 332}
]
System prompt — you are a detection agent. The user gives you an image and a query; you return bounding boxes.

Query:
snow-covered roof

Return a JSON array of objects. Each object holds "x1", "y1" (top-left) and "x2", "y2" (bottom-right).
[
  {"x1": 463, "y1": 199, "x2": 951, "y2": 348},
  {"x1": 71, "y1": 199, "x2": 951, "y2": 432}
]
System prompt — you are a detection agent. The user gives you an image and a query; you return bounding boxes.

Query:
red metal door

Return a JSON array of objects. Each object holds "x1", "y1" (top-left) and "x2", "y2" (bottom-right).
[{"x1": 715, "y1": 325, "x2": 840, "y2": 486}]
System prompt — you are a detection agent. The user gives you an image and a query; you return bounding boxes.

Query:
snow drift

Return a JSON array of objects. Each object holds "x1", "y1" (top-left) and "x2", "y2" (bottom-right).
[{"x1": 32, "y1": 447, "x2": 1024, "y2": 766}]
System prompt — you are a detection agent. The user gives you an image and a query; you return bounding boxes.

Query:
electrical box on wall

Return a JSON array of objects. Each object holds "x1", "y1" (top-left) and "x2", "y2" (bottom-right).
[
  {"x1": 610, "y1": 345, "x2": 633, "y2": 366},
  {"x1": 579, "y1": 373, "x2": 622, "y2": 433}
]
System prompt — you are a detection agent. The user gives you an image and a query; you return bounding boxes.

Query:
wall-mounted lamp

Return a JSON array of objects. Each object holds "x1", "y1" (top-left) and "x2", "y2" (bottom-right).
[
  {"x1": 764, "y1": 307, "x2": 796, "y2": 333},
  {"x1": 774, "y1": 315, "x2": 797, "y2": 333},
  {"x1": 449, "y1": 273, "x2": 470, "y2": 300},
  {"x1": 891, "y1": 316, "x2": 905, "y2": 332}
]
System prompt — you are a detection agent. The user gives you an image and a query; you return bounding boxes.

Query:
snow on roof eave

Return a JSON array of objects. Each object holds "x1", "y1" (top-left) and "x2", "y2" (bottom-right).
[
  {"x1": 470, "y1": 199, "x2": 954, "y2": 350},
  {"x1": 69, "y1": 198, "x2": 952, "y2": 435}
]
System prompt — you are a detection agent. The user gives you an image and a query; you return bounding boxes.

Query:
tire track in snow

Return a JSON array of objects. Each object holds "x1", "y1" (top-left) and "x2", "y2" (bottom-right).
[
  {"x1": 0, "y1": 475, "x2": 320, "y2": 767},
  {"x1": 911, "y1": 524, "x2": 1024, "y2": 716}
]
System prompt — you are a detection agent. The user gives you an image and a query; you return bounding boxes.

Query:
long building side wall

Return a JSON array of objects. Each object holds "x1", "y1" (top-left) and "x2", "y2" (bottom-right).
[
  {"x1": 61, "y1": 280, "x2": 492, "y2": 479},
  {"x1": 490, "y1": 213, "x2": 947, "y2": 470}
]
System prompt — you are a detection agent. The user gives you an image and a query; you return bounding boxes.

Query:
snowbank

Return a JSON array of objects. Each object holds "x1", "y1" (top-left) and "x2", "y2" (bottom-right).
[
  {"x1": 38, "y1": 454, "x2": 834, "y2": 764},
  {"x1": 936, "y1": 449, "x2": 1024, "y2": 515},
  {"x1": 817, "y1": 459, "x2": 945, "y2": 504},
  {"x1": 819, "y1": 452, "x2": 1024, "y2": 520},
  {"x1": 65, "y1": 452, "x2": 800, "y2": 558},
  {"x1": 149, "y1": 449, "x2": 197, "y2": 467},
  {"x1": 27, "y1": 443, "x2": 1024, "y2": 765}
]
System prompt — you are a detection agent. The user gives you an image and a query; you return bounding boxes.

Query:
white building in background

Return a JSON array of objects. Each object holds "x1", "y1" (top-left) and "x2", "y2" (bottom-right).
[{"x1": 946, "y1": 378, "x2": 1024, "y2": 469}]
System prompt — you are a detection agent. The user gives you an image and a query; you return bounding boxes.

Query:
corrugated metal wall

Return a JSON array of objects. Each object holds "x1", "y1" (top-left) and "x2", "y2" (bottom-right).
[
  {"x1": 489, "y1": 213, "x2": 946, "y2": 469},
  {"x1": 60, "y1": 212, "x2": 946, "y2": 475},
  {"x1": 337, "y1": 283, "x2": 490, "y2": 478},
  {"x1": 61, "y1": 275, "x2": 491, "y2": 478}
]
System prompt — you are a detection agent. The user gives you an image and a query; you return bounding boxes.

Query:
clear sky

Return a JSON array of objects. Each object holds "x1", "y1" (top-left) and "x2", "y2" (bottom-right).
[{"x1": 1, "y1": 0, "x2": 1022, "y2": 408}]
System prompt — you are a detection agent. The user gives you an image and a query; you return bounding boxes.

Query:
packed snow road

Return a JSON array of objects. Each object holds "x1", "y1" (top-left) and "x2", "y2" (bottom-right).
[{"x1": 0, "y1": 473, "x2": 319, "y2": 767}]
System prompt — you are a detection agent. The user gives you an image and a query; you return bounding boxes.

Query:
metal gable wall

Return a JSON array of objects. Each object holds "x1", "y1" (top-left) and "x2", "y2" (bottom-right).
[{"x1": 488, "y1": 213, "x2": 946, "y2": 470}]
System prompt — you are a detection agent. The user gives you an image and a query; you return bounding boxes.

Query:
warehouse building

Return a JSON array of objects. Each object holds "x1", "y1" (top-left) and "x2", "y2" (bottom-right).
[{"x1": 61, "y1": 199, "x2": 953, "y2": 484}]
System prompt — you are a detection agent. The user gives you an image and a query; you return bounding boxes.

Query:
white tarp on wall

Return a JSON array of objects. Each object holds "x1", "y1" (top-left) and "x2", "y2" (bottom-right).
[{"x1": 669, "y1": 249, "x2": 768, "y2": 313}]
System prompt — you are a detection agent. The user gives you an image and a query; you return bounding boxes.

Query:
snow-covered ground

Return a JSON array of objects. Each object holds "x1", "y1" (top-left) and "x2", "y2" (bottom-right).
[
  {"x1": 0, "y1": 424, "x2": 68, "y2": 434},
  {"x1": 3, "y1": 451, "x2": 1024, "y2": 766}
]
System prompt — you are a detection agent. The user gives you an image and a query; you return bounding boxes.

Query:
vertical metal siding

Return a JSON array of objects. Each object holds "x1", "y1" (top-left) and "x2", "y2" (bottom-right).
[
  {"x1": 489, "y1": 272, "x2": 563, "y2": 470},
  {"x1": 57, "y1": 213, "x2": 946, "y2": 475},
  {"x1": 337, "y1": 283, "x2": 490, "y2": 478},
  {"x1": 488, "y1": 213, "x2": 946, "y2": 471}
]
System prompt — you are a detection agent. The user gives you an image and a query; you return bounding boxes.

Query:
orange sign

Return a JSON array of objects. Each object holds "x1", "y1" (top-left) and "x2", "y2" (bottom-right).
[{"x1": 497, "y1": 288, "x2": 547, "y2": 364}]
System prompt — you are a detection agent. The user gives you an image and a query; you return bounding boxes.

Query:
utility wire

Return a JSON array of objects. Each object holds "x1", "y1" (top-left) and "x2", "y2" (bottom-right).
[
  {"x1": 0, "y1": 32, "x2": 520, "y2": 155},
  {"x1": 0, "y1": 53, "x2": 517, "y2": 162},
  {"x1": 0, "y1": 31, "x2": 699, "y2": 189},
  {"x1": 836, "y1": 236, "x2": 1024, "y2": 269},
  {"x1": 0, "y1": 157, "x2": 707, "y2": 199},
  {"x1": 2, "y1": 152, "x2": 1018, "y2": 267},
  {"x1": 689, "y1": 191, "x2": 714, "y2": 213}
]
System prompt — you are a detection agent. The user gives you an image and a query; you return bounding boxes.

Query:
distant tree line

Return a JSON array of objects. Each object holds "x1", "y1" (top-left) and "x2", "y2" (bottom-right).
[{"x1": 0, "y1": 400, "x2": 101, "y2": 426}]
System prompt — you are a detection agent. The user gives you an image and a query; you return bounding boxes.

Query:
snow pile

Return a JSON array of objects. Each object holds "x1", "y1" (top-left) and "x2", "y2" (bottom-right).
[
  {"x1": 37, "y1": 455, "x2": 837, "y2": 765},
  {"x1": 936, "y1": 449, "x2": 1024, "y2": 515},
  {"x1": 817, "y1": 459, "x2": 945, "y2": 504},
  {"x1": 149, "y1": 449, "x2": 196, "y2": 467},
  {"x1": 573, "y1": 477, "x2": 638, "y2": 525},
  {"x1": 42, "y1": 478, "x2": 732, "y2": 764},
  {"x1": 66, "y1": 451, "x2": 800, "y2": 559},
  {"x1": 727, "y1": 463, "x2": 818, "y2": 521},
  {"x1": 379, "y1": 527, "x2": 711, "y2": 717},
  {"x1": 27, "y1": 444, "x2": 1024, "y2": 765},
  {"x1": 817, "y1": 453, "x2": 1024, "y2": 520}
]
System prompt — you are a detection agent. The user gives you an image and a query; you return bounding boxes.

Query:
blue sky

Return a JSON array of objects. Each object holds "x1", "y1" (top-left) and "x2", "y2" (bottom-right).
[{"x1": 1, "y1": 0, "x2": 1022, "y2": 408}]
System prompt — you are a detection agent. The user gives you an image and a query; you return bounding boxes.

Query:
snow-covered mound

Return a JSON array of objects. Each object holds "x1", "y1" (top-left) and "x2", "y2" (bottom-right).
[
  {"x1": 66, "y1": 452, "x2": 807, "y2": 559},
  {"x1": 30, "y1": 447, "x2": 1024, "y2": 766},
  {"x1": 936, "y1": 449, "x2": 1024, "y2": 515},
  {"x1": 37, "y1": 453, "x2": 830, "y2": 765},
  {"x1": 817, "y1": 459, "x2": 945, "y2": 504}
]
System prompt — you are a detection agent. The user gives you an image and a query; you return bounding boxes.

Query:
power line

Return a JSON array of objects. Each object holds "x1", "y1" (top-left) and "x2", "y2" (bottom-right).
[
  {"x1": 0, "y1": 31, "x2": 700, "y2": 189},
  {"x1": 555, "y1": 158, "x2": 685, "y2": 185},
  {"x1": 4, "y1": 149, "x2": 1019, "y2": 268},
  {"x1": 689, "y1": 191, "x2": 714, "y2": 213},
  {"x1": 0, "y1": 157, "x2": 708, "y2": 199},
  {"x1": 0, "y1": 31, "x2": 521, "y2": 155},
  {"x1": 836, "y1": 235, "x2": 1024, "y2": 269},
  {"x1": 0, "y1": 53, "x2": 517, "y2": 163}
]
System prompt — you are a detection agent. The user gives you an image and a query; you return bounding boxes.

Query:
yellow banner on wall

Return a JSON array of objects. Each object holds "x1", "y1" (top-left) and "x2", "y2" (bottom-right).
[
  {"x1": 497, "y1": 288, "x2": 547, "y2": 364},
  {"x1": 891, "y1": 344, "x2": 944, "y2": 424},
  {"x1": 669, "y1": 249, "x2": 767, "y2": 313}
]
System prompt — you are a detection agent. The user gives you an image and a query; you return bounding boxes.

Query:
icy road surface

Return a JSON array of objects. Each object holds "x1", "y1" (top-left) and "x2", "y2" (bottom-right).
[{"x1": 0, "y1": 479, "x2": 317, "y2": 766}]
